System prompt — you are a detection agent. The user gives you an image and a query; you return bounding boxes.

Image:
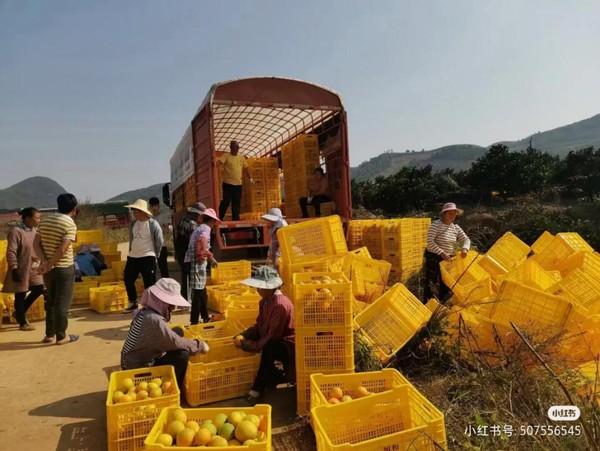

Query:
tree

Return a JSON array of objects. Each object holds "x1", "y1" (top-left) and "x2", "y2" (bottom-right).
[{"x1": 555, "y1": 147, "x2": 600, "y2": 200}]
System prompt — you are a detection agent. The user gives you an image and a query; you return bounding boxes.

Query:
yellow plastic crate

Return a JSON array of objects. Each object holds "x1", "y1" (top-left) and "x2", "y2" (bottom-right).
[
  {"x1": 278, "y1": 216, "x2": 348, "y2": 264},
  {"x1": 531, "y1": 230, "x2": 554, "y2": 254},
  {"x1": 207, "y1": 283, "x2": 259, "y2": 313},
  {"x1": 225, "y1": 297, "x2": 259, "y2": 327},
  {"x1": 312, "y1": 386, "x2": 447, "y2": 451},
  {"x1": 106, "y1": 365, "x2": 180, "y2": 451},
  {"x1": 553, "y1": 268, "x2": 600, "y2": 315},
  {"x1": 343, "y1": 254, "x2": 391, "y2": 303},
  {"x1": 490, "y1": 280, "x2": 579, "y2": 330},
  {"x1": 293, "y1": 272, "x2": 352, "y2": 328},
  {"x1": 440, "y1": 252, "x2": 494, "y2": 304},
  {"x1": 576, "y1": 361, "x2": 599, "y2": 404},
  {"x1": 211, "y1": 260, "x2": 252, "y2": 285},
  {"x1": 77, "y1": 229, "x2": 104, "y2": 244},
  {"x1": 185, "y1": 319, "x2": 245, "y2": 347},
  {"x1": 72, "y1": 280, "x2": 99, "y2": 305},
  {"x1": 144, "y1": 405, "x2": 271, "y2": 450},
  {"x1": 310, "y1": 369, "x2": 412, "y2": 411},
  {"x1": 556, "y1": 315, "x2": 600, "y2": 367},
  {"x1": 296, "y1": 369, "x2": 354, "y2": 416},
  {"x1": 558, "y1": 251, "x2": 600, "y2": 278},
  {"x1": 90, "y1": 285, "x2": 128, "y2": 313},
  {"x1": 112, "y1": 260, "x2": 127, "y2": 280},
  {"x1": 499, "y1": 259, "x2": 561, "y2": 291},
  {"x1": 349, "y1": 246, "x2": 371, "y2": 258},
  {"x1": 534, "y1": 232, "x2": 593, "y2": 271},
  {"x1": 380, "y1": 218, "x2": 431, "y2": 252},
  {"x1": 346, "y1": 220, "x2": 380, "y2": 250},
  {"x1": 295, "y1": 326, "x2": 354, "y2": 372},
  {"x1": 185, "y1": 352, "x2": 261, "y2": 406},
  {"x1": 361, "y1": 221, "x2": 383, "y2": 259},
  {"x1": 97, "y1": 241, "x2": 119, "y2": 253},
  {"x1": 354, "y1": 284, "x2": 432, "y2": 363},
  {"x1": 481, "y1": 232, "x2": 530, "y2": 274}
]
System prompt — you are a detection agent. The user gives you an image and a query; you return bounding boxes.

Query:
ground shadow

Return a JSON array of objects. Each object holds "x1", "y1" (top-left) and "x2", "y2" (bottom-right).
[
  {"x1": 84, "y1": 324, "x2": 129, "y2": 341},
  {"x1": 30, "y1": 390, "x2": 106, "y2": 419},
  {"x1": 55, "y1": 418, "x2": 106, "y2": 451},
  {"x1": 70, "y1": 309, "x2": 133, "y2": 322},
  {"x1": 102, "y1": 365, "x2": 121, "y2": 380},
  {"x1": 0, "y1": 340, "x2": 54, "y2": 351}
]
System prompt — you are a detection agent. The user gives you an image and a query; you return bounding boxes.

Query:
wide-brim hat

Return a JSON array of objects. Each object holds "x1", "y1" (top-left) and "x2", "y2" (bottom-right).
[
  {"x1": 148, "y1": 278, "x2": 190, "y2": 307},
  {"x1": 441, "y1": 202, "x2": 464, "y2": 216},
  {"x1": 202, "y1": 208, "x2": 221, "y2": 223},
  {"x1": 187, "y1": 202, "x2": 206, "y2": 215},
  {"x1": 262, "y1": 207, "x2": 284, "y2": 222},
  {"x1": 241, "y1": 265, "x2": 283, "y2": 289},
  {"x1": 125, "y1": 199, "x2": 153, "y2": 217}
]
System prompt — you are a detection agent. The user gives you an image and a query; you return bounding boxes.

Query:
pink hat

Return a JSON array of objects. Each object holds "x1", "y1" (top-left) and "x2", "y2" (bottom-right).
[
  {"x1": 441, "y1": 202, "x2": 464, "y2": 216},
  {"x1": 202, "y1": 208, "x2": 221, "y2": 223},
  {"x1": 148, "y1": 278, "x2": 190, "y2": 307}
]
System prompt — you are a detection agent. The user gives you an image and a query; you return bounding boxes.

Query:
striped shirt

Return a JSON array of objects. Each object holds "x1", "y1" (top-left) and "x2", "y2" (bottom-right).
[
  {"x1": 426, "y1": 220, "x2": 471, "y2": 256},
  {"x1": 38, "y1": 213, "x2": 77, "y2": 268}
]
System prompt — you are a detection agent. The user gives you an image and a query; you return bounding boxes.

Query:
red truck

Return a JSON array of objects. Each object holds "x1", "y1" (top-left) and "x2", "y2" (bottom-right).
[{"x1": 166, "y1": 77, "x2": 352, "y2": 257}]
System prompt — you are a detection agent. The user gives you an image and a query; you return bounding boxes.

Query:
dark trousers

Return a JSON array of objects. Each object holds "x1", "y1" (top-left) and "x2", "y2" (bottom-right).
[
  {"x1": 179, "y1": 261, "x2": 190, "y2": 301},
  {"x1": 219, "y1": 183, "x2": 242, "y2": 220},
  {"x1": 124, "y1": 256, "x2": 157, "y2": 303},
  {"x1": 157, "y1": 246, "x2": 169, "y2": 278},
  {"x1": 423, "y1": 251, "x2": 451, "y2": 303},
  {"x1": 15, "y1": 285, "x2": 45, "y2": 326},
  {"x1": 154, "y1": 349, "x2": 190, "y2": 395},
  {"x1": 190, "y1": 288, "x2": 208, "y2": 324},
  {"x1": 44, "y1": 266, "x2": 75, "y2": 341},
  {"x1": 252, "y1": 340, "x2": 295, "y2": 392},
  {"x1": 300, "y1": 194, "x2": 331, "y2": 218}
]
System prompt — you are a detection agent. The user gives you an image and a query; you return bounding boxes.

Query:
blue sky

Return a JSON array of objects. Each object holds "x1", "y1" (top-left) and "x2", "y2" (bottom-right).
[{"x1": 1, "y1": 0, "x2": 599, "y2": 202}]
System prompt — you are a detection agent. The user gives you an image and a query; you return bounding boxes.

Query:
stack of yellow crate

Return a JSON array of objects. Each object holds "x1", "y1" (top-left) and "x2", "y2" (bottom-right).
[
  {"x1": 0, "y1": 240, "x2": 8, "y2": 283},
  {"x1": 282, "y1": 134, "x2": 320, "y2": 218},
  {"x1": 380, "y1": 218, "x2": 431, "y2": 283},
  {"x1": 241, "y1": 158, "x2": 281, "y2": 215},
  {"x1": 293, "y1": 271, "x2": 354, "y2": 416}
]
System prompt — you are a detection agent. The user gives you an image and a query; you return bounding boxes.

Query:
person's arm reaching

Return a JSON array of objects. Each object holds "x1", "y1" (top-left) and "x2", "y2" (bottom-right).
[
  {"x1": 455, "y1": 225, "x2": 471, "y2": 257},
  {"x1": 154, "y1": 319, "x2": 209, "y2": 355}
]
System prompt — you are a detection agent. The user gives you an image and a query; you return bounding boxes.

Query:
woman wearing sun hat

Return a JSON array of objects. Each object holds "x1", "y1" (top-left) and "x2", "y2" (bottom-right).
[
  {"x1": 424, "y1": 202, "x2": 471, "y2": 302},
  {"x1": 261, "y1": 208, "x2": 288, "y2": 269},
  {"x1": 233, "y1": 266, "x2": 295, "y2": 403},
  {"x1": 187, "y1": 208, "x2": 221, "y2": 324},
  {"x1": 123, "y1": 199, "x2": 164, "y2": 311},
  {"x1": 120, "y1": 278, "x2": 209, "y2": 390}
]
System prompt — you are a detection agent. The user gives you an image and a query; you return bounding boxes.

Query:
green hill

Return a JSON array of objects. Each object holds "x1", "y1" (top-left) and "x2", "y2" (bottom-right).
[
  {"x1": 0, "y1": 177, "x2": 67, "y2": 210},
  {"x1": 106, "y1": 183, "x2": 166, "y2": 203}
]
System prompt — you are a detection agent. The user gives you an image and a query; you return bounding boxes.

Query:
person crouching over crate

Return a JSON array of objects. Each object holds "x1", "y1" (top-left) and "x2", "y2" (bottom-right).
[
  {"x1": 121, "y1": 278, "x2": 209, "y2": 393},
  {"x1": 233, "y1": 266, "x2": 295, "y2": 403},
  {"x1": 187, "y1": 208, "x2": 220, "y2": 325}
]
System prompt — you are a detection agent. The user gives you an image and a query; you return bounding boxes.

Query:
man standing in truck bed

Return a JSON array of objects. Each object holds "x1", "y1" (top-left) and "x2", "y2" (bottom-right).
[{"x1": 218, "y1": 140, "x2": 252, "y2": 220}]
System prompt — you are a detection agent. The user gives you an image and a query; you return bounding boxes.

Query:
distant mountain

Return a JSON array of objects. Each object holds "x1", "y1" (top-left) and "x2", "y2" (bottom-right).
[
  {"x1": 352, "y1": 113, "x2": 600, "y2": 181},
  {"x1": 352, "y1": 145, "x2": 486, "y2": 181},
  {"x1": 499, "y1": 113, "x2": 600, "y2": 154},
  {"x1": 0, "y1": 177, "x2": 67, "y2": 210},
  {"x1": 106, "y1": 183, "x2": 166, "y2": 203}
]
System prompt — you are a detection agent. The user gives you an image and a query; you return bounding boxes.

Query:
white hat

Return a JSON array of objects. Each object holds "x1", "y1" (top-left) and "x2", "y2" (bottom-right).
[
  {"x1": 440, "y1": 202, "x2": 464, "y2": 216},
  {"x1": 148, "y1": 278, "x2": 190, "y2": 307},
  {"x1": 125, "y1": 199, "x2": 153, "y2": 217},
  {"x1": 262, "y1": 207, "x2": 284, "y2": 222},
  {"x1": 241, "y1": 266, "x2": 283, "y2": 289}
]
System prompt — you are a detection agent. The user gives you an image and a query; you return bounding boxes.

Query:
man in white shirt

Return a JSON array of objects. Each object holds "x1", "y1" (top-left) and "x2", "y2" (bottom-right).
[
  {"x1": 123, "y1": 199, "x2": 164, "y2": 311},
  {"x1": 148, "y1": 197, "x2": 171, "y2": 278}
]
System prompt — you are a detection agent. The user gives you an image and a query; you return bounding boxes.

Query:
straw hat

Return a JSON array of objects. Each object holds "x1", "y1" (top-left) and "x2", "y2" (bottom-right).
[
  {"x1": 202, "y1": 208, "x2": 221, "y2": 223},
  {"x1": 148, "y1": 278, "x2": 190, "y2": 307},
  {"x1": 440, "y1": 202, "x2": 464, "y2": 216},
  {"x1": 125, "y1": 199, "x2": 153, "y2": 217},
  {"x1": 262, "y1": 207, "x2": 285, "y2": 223},
  {"x1": 241, "y1": 266, "x2": 283, "y2": 289}
]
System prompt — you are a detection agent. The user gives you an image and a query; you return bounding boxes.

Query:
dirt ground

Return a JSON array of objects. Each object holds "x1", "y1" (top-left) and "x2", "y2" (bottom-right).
[{"x1": 0, "y1": 306, "x2": 314, "y2": 451}]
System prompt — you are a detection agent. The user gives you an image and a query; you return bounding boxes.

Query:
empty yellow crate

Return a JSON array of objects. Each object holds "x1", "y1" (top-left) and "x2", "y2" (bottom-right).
[
  {"x1": 106, "y1": 365, "x2": 180, "y2": 451},
  {"x1": 278, "y1": 216, "x2": 348, "y2": 264},
  {"x1": 490, "y1": 280, "x2": 579, "y2": 329},
  {"x1": 553, "y1": 269, "x2": 600, "y2": 315},
  {"x1": 293, "y1": 272, "x2": 352, "y2": 328},
  {"x1": 342, "y1": 254, "x2": 391, "y2": 303},
  {"x1": 310, "y1": 369, "x2": 412, "y2": 411},
  {"x1": 185, "y1": 352, "x2": 261, "y2": 406},
  {"x1": 77, "y1": 229, "x2": 104, "y2": 244},
  {"x1": 312, "y1": 386, "x2": 447, "y2": 451},
  {"x1": 295, "y1": 326, "x2": 354, "y2": 372},
  {"x1": 209, "y1": 260, "x2": 252, "y2": 284},
  {"x1": 207, "y1": 283, "x2": 259, "y2": 313},
  {"x1": 440, "y1": 252, "x2": 494, "y2": 304},
  {"x1": 354, "y1": 284, "x2": 432, "y2": 363},
  {"x1": 346, "y1": 220, "x2": 381, "y2": 250},
  {"x1": 144, "y1": 405, "x2": 271, "y2": 450},
  {"x1": 225, "y1": 296, "x2": 260, "y2": 327},
  {"x1": 534, "y1": 232, "x2": 593, "y2": 271},
  {"x1": 482, "y1": 232, "x2": 530, "y2": 273},
  {"x1": 90, "y1": 286, "x2": 128, "y2": 313},
  {"x1": 72, "y1": 280, "x2": 99, "y2": 305},
  {"x1": 558, "y1": 251, "x2": 600, "y2": 278},
  {"x1": 499, "y1": 259, "x2": 561, "y2": 291},
  {"x1": 531, "y1": 230, "x2": 554, "y2": 254},
  {"x1": 185, "y1": 319, "x2": 244, "y2": 346}
]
